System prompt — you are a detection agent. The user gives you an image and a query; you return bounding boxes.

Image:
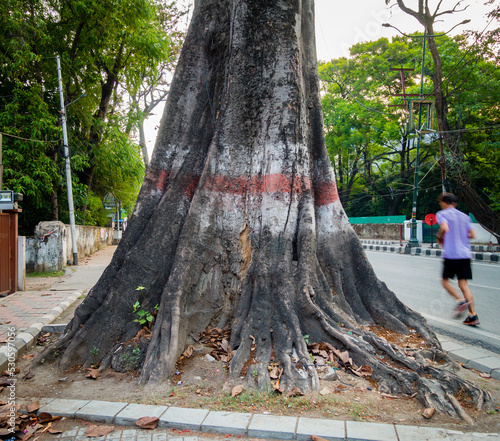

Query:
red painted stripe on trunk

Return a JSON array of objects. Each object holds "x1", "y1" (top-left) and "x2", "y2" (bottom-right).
[
  {"x1": 145, "y1": 169, "x2": 338, "y2": 206},
  {"x1": 204, "y1": 173, "x2": 312, "y2": 196},
  {"x1": 314, "y1": 181, "x2": 340, "y2": 206}
]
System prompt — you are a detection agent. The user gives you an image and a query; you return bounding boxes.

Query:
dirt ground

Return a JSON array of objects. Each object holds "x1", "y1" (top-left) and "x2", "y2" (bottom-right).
[{"x1": 11, "y1": 259, "x2": 500, "y2": 435}]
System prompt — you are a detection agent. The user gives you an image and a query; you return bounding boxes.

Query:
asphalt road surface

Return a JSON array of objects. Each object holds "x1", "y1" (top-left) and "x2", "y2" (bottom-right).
[{"x1": 365, "y1": 250, "x2": 500, "y2": 354}]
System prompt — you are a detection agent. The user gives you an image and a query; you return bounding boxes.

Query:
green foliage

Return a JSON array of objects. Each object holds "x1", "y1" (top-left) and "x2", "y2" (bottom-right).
[
  {"x1": 0, "y1": 0, "x2": 184, "y2": 234},
  {"x1": 320, "y1": 28, "x2": 500, "y2": 218},
  {"x1": 133, "y1": 300, "x2": 154, "y2": 326},
  {"x1": 26, "y1": 270, "x2": 65, "y2": 278}
]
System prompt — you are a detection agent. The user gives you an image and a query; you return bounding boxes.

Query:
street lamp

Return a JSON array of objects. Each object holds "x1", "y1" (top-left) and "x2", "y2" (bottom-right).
[{"x1": 382, "y1": 22, "x2": 467, "y2": 247}]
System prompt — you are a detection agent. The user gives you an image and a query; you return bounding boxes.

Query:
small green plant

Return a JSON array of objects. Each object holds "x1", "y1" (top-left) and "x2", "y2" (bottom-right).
[
  {"x1": 348, "y1": 402, "x2": 368, "y2": 421},
  {"x1": 90, "y1": 346, "x2": 99, "y2": 358},
  {"x1": 27, "y1": 270, "x2": 65, "y2": 278},
  {"x1": 122, "y1": 344, "x2": 141, "y2": 368},
  {"x1": 132, "y1": 301, "x2": 154, "y2": 326},
  {"x1": 303, "y1": 334, "x2": 310, "y2": 345},
  {"x1": 52, "y1": 346, "x2": 60, "y2": 357},
  {"x1": 136, "y1": 285, "x2": 146, "y2": 291}
]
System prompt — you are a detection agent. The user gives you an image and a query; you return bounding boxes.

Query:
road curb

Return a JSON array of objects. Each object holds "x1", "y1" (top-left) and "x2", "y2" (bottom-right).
[
  {"x1": 0, "y1": 290, "x2": 83, "y2": 372},
  {"x1": 361, "y1": 240, "x2": 499, "y2": 264},
  {"x1": 34, "y1": 398, "x2": 498, "y2": 441}
]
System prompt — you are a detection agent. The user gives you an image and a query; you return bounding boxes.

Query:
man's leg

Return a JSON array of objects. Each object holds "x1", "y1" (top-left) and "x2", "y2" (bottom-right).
[
  {"x1": 458, "y1": 279, "x2": 476, "y2": 316},
  {"x1": 441, "y1": 278, "x2": 461, "y2": 301}
]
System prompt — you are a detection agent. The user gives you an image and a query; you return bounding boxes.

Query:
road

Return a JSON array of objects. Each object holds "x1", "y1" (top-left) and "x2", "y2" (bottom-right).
[{"x1": 365, "y1": 250, "x2": 500, "y2": 354}]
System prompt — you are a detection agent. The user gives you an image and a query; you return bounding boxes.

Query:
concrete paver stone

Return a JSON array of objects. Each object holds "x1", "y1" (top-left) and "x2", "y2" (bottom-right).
[
  {"x1": 465, "y1": 356, "x2": 500, "y2": 373},
  {"x1": 39, "y1": 398, "x2": 91, "y2": 418},
  {"x1": 26, "y1": 322, "x2": 44, "y2": 337},
  {"x1": 115, "y1": 403, "x2": 168, "y2": 426},
  {"x1": 16, "y1": 332, "x2": 35, "y2": 348},
  {"x1": 440, "y1": 341, "x2": 467, "y2": 352},
  {"x1": 136, "y1": 431, "x2": 154, "y2": 441},
  {"x1": 395, "y1": 424, "x2": 451, "y2": 440},
  {"x1": 296, "y1": 417, "x2": 345, "y2": 441},
  {"x1": 151, "y1": 432, "x2": 168, "y2": 441},
  {"x1": 75, "y1": 400, "x2": 129, "y2": 424},
  {"x1": 104, "y1": 431, "x2": 123, "y2": 441},
  {"x1": 345, "y1": 421, "x2": 398, "y2": 441},
  {"x1": 120, "y1": 428, "x2": 141, "y2": 441},
  {"x1": 201, "y1": 410, "x2": 251, "y2": 436},
  {"x1": 159, "y1": 406, "x2": 209, "y2": 431},
  {"x1": 247, "y1": 414, "x2": 297, "y2": 440},
  {"x1": 450, "y1": 348, "x2": 493, "y2": 365},
  {"x1": 491, "y1": 369, "x2": 500, "y2": 381}
]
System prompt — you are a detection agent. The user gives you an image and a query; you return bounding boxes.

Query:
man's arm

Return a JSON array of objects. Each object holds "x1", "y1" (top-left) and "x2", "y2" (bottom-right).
[{"x1": 436, "y1": 221, "x2": 449, "y2": 245}]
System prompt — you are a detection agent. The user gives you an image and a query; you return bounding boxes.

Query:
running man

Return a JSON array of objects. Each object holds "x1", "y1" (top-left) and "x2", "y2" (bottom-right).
[{"x1": 436, "y1": 193, "x2": 479, "y2": 326}]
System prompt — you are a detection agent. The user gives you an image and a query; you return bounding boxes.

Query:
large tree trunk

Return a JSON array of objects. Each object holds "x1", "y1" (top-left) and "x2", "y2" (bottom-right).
[{"x1": 38, "y1": 0, "x2": 491, "y2": 419}]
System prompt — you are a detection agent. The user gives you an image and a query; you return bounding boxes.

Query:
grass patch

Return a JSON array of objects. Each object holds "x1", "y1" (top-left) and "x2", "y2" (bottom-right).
[
  {"x1": 27, "y1": 270, "x2": 65, "y2": 278},
  {"x1": 169, "y1": 388, "x2": 352, "y2": 417}
]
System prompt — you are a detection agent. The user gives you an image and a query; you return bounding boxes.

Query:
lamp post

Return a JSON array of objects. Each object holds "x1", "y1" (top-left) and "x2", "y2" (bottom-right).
[{"x1": 382, "y1": 24, "x2": 459, "y2": 247}]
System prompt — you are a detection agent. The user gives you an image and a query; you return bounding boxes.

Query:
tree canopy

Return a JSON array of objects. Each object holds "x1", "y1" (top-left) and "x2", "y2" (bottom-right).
[
  {"x1": 0, "y1": 0, "x2": 184, "y2": 234},
  {"x1": 319, "y1": 21, "x2": 500, "y2": 226}
]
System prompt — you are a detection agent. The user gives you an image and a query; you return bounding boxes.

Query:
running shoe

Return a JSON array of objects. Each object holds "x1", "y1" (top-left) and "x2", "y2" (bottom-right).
[
  {"x1": 463, "y1": 315, "x2": 480, "y2": 326},
  {"x1": 451, "y1": 300, "x2": 470, "y2": 319}
]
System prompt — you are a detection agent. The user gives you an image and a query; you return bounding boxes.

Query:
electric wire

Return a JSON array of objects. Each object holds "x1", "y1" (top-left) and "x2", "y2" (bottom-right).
[{"x1": 0, "y1": 130, "x2": 59, "y2": 144}]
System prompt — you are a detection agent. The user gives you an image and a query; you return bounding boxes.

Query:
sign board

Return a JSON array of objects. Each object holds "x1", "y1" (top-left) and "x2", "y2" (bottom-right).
[
  {"x1": 0, "y1": 190, "x2": 14, "y2": 210},
  {"x1": 424, "y1": 213, "x2": 437, "y2": 226}
]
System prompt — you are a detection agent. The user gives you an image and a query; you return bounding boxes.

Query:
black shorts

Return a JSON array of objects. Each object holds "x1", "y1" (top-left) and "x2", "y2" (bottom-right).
[{"x1": 442, "y1": 258, "x2": 472, "y2": 280}]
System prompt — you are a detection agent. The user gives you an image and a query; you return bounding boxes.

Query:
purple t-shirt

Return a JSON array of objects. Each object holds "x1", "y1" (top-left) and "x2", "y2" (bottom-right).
[{"x1": 436, "y1": 207, "x2": 473, "y2": 259}]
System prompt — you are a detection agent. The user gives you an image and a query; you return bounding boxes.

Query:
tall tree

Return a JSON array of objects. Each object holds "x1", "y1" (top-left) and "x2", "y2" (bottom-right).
[
  {"x1": 0, "y1": 0, "x2": 183, "y2": 232},
  {"x1": 38, "y1": 0, "x2": 491, "y2": 420},
  {"x1": 387, "y1": 0, "x2": 500, "y2": 238},
  {"x1": 319, "y1": 37, "x2": 439, "y2": 217}
]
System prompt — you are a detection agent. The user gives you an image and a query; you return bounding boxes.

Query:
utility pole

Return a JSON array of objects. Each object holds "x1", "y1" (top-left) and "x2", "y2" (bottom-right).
[
  {"x1": 56, "y1": 55, "x2": 78, "y2": 265},
  {"x1": 407, "y1": 32, "x2": 427, "y2": 248}
]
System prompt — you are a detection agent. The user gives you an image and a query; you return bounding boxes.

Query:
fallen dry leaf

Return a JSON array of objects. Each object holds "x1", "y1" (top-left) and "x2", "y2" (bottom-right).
[
  {"x1": 48, "y1": 429, "x2": 63, "y2": 434},
  {"x1": 85, "y1": 425, "x2": 114, "y2": 437},
  {"x1": 319, "y1": 388, "x2": 330, "y2": 396},
  {"x1": 86, "y1": 368, "x2": 100, "y2": 379},
  {"x1": 380, "y1": 393, "x2": 399, "y2": 399},
  {"x1": 2, "y1": 367, "x2": 20, "y2": 376},
  {"x1": 23, "y1": 369, "x2": 35, "y2": 380},
  {"x1": 37, "y1": 412, "x2": 62, "y2": 423},
  {"x1": 136, "y1": 416, "x2": 159, "y2": 430},
  {"x1": 22, "y1": 354, "x2": 35, "y2": 360},
  {"x1": 286, "y1": 387, "x2": 304, "y2": 398},
  {"x1": 182, "y1": 345, "x2": 195, "y2": 358},
  {"x1": 231, "y1": 385, "x2": 244, "y2": 397},
  {"x1": 26, "y1": 400, "x2": 40, "y2": 413},
  {"x1": 269, "y1": 367, "x2": 280, "y2": 379},
  {"x1": 422, "y1": 407, "x2": 435, "y2": 419},
  {"x1": 310, "y1": 436, "x2": 329, "y2": 441}
]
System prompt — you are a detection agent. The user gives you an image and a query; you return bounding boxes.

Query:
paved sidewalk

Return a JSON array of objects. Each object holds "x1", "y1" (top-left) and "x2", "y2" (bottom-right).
[
  {"x1": 29, "y1": 397, "x2": 500, "y2": 441},
  {"x1": 0, "y1": 245, "x2": 116, "y2": 370}
]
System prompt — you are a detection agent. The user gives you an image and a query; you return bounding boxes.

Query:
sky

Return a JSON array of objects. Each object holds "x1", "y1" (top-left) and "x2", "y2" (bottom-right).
[{"x1": 145, "y1": 0, "x2": 494, "y2": 155}]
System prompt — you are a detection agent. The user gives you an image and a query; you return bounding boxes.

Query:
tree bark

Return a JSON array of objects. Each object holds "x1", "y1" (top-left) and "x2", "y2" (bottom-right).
[{"x1": 38, "y1": 0, "x2": 492, "y2": 419}]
